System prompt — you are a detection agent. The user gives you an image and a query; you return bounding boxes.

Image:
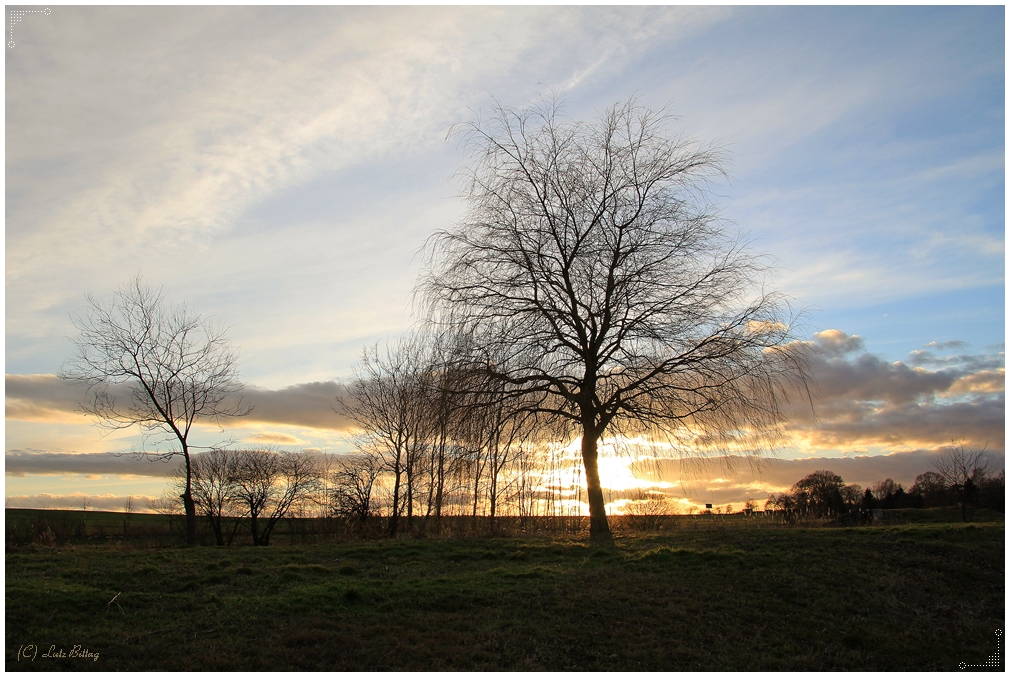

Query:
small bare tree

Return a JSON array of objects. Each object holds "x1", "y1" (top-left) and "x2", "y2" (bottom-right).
[
  {"x1": 62, "y1": 275, "x2": 250, "y2": 544},
  {"x1": 622, "y1": 489, "x2": 675, "y2": 531},
  {"x1": 189, "y1": 449, "x2": 244, "y2": 546},
  {"x1": 230, "y1": 449, "x2": 320, "y2": 545},
  {"x1": 330, "y1": 453, "x2": 382, "y2": 524},
  {"x1": 419, "y1": 95, "x2": 810, "y2": 538},
  {"x1": 932, "y1": 440, "x2": 992, "y2": 521}
]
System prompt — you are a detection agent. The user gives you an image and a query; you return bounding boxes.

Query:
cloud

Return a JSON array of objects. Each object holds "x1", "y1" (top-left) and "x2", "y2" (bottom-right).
[
  {"x1": 5, "y1": 449, "x2": 182, "y2": 477},
  {"x1": 782, "y1": 330, "x2": 1005, "y2": 452},
  {"x1": 924, "y1": 340, "x2": 969, "y2": 351},
  {"x1": 5, "y1": 374, "x2": 93, "y2": 423},
  {"x1": 242, "y1": 381, "x2": 353, "y2": 431},
  {"x1": 6, "y1": 373, "x2": 355, "y2": 432},
  {"x1": 906, "y1": 350, "x2": 1004, "y2": 371},
  {"x1": 6, "y1": 493, "x2": 161, "y2": 512},
  {"x1": 949, "y1": 370, "x2": 1005, "y2": 395},
  {"x1": 627, "y1": 447, "x2": 1005, "y2": 507},
  {"x1": 796, "y1": 395, "x2": 1005, "y2": 452},
  {"x1": 243, "y1": 432, "x2": 305, "y2": 446},
  {"x1": 807, "y1": 352, "x2": 956, "y2": 406},
  {"x1": 811, "y1": 328, "x2": 865, "y2": 357}
]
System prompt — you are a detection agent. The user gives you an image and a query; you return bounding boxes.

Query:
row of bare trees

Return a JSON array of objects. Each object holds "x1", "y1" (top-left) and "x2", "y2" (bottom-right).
[
  {"x1": 172, "y1": 449, "x2": 321, "y2": 545},
  {"x1": 170, "y1": 440, "x2": 595, "y2": 545},
  {"x1": 337, "y1": 332, "x2": 593, "y2": 536}
]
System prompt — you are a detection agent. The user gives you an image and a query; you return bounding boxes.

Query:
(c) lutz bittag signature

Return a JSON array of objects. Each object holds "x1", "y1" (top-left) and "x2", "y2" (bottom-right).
[{"x1": 17, "y1": 643, "x2": 100, "y2": 662}]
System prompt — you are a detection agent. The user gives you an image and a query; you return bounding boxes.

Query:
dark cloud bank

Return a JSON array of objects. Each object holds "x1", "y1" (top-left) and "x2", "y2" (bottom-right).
[
  {"x1": 6, "y1": 449, "x2": 183, "y2": 477},
  {"x1": 5, "y1": 374, "x2": 354, "y2": 430}
]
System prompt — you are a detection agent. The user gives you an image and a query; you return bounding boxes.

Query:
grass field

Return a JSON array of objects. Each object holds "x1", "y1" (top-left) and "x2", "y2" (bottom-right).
[{"x1": 6, "y1": 515, "x2": 1004, "y2": 671}]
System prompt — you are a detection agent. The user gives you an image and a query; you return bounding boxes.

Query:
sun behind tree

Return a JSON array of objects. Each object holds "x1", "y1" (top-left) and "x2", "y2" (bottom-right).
[{"x1": 418, "y1": 94, "x2": 811, "y2": 538}]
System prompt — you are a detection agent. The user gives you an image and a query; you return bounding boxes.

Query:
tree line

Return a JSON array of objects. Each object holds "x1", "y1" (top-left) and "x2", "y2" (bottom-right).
[
  {"x1": 166, "y1": 431, "x2": 602, "y2": 546},
  {"x1": 766, "y1": 442, "x2": 1004, "y2": 522}
]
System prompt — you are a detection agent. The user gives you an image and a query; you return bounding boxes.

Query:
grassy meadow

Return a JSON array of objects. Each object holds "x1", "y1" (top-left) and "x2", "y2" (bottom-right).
[{"x1": 6, "y1": 512, "x2": 1005, "y2": 671}]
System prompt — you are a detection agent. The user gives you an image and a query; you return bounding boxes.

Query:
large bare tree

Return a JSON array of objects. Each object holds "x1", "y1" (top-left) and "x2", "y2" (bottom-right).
[
  {"x1": 419, "y1": 96, "x2": 810, "y2": 538},
  {"x1": 62, "y1": 275, "x2": 249, "y2": 544}
]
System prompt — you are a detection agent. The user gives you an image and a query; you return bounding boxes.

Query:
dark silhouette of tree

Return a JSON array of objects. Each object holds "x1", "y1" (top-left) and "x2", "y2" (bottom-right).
[
  {"x1": 910, "y1": 471, "x2": 948, "y2": 508},
  {"x1": 871, "y1": 478, "x2": 912, "y2": 509},
  {"x1": 230, "y1": 449, "x2": 320, "y2": 545},
  {"x1": 418, "y1": 95, "x2": 810, "y2": 538},
  {"x1": 330, "y1": 453, "x2": 382, "y2": 524},
  {"x1": 419, "y1": 331, "x2": 469, "y2": 532},
  {"x1": 977, "y1": 469, "x2": 1004, "y2": 512},
  {"x1": 792, "y1": 470, "x2": 846, "y2": 518},
  {"x1": 62, "y1": 275, "x2": 249, "y2": 544},
  {"x1": 338, "y1": 338, "x2": 431, "y2": 537},
  {"x1": 932, "y1": 440, "x2": 993, "y2": 521},
  {"x1": 841, "y1": 483, "x2": 863, "y2": 508},
  {"x1": 767, "y1": 491, "x2": 799, "y2": 523},
  {"x1": 189, "y1": 449, "x2": 243, "y2": 546}
]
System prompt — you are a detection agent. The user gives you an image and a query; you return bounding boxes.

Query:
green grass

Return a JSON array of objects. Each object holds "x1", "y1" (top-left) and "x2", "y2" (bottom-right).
[{"x1": 6, "y1": 521, "x2": 1004, "y2": 670}]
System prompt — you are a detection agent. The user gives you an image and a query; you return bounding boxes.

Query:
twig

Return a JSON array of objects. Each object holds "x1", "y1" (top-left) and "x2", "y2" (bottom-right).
[{"x1": 100, "y1": 591, "x2": 124, "y2": 615}]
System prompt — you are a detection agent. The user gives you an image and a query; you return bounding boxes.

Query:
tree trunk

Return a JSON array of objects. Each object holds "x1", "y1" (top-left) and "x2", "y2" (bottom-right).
[
  {"x1": 210, "y1": 512, "x2": 224, "y2": 546},
  {"x1": 406, "y1": 468, "x2": 414, "y2": 531},
  {"x1": 388, "y1": 458, "x2": 401, "y2": 537},
  {"x1": 434, "y1": 441, "x2": 445, "y2": 534},
  {"x1": 182, "y1": 446, "x2": 197, "y2": 544},
  {"x1": 581, "y1": 426, "x2": 611, "y2": 539}
]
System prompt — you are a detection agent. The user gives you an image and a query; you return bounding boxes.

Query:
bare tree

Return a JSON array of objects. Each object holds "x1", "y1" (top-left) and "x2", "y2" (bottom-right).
[
  {"x1": 189, "y1": 449, "x2": 243, "y2": 546},
  {"x1": 840, "y1": 483, "x2": 863, "y2": 509},
  {"x1": 932, "y1": 440, "x2": 992, "y2": 521},
  {"x1": 230, "y1": 449, "x2": 321, "y2": 545},
  {"x1": 910, "y1": 471, "x2": 948, "y2": 508},
  {"x1": 418, "y1": 95, "x2": 809, "y2": 537},
  {"x1": 330, "y1": 453, "x2": 382, "y2": 524},
  {"x1": 419, "y1": 330, "x2": 472, "y2": 531},
  {"x1": 62, "y1": 275, "x2": 250, "y2": 544},
  {"x1": 622, "y1": 489, "x2": 675, "y2": 531},
  {"x1": 338, "y1": 337, "x2": 432, "y2": 537}
]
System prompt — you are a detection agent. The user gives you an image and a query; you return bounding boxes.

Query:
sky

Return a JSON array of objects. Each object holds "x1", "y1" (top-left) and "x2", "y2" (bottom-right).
[{"x1": 5, "y1": 6, "x2": 1005, "y2": 513}]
